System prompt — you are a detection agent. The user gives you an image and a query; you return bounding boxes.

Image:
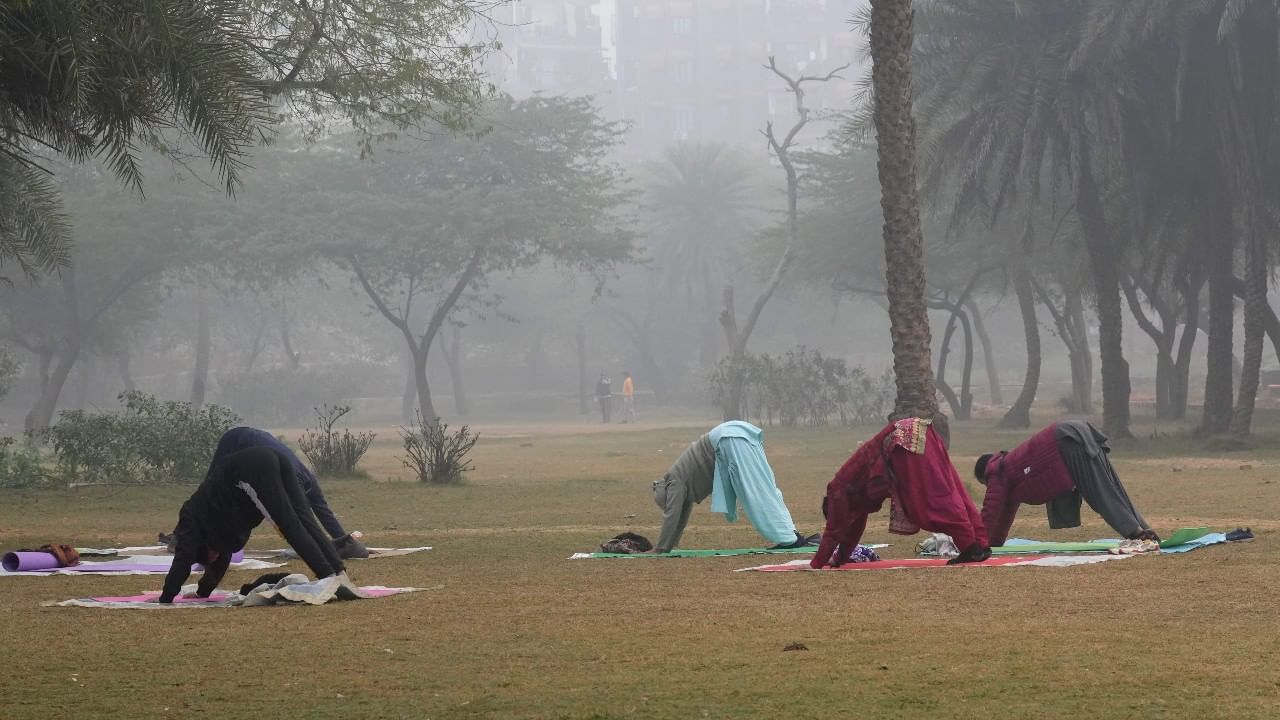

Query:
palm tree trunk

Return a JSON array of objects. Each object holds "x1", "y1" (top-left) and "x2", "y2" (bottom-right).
[
  {"x1": 966, "y1": 298, "x2": 1003, "y2": 405},
  {"x1": 190, "y1": 286, "x2": 211, "y2": 409},
  {"x1": 1230, "y1": 225, "x2": 1267, "y2": 439},
  {"x1": 401, "y1": 355, "x2": 416, "y2": 424},
  {"x1": 1076, "y1": 150, "x2": 1131, "y2": 438},
  {"x1": 413, "y1": 345, "x2": 438, "y2": 423},
  {"x1": 869, "y1": 0, "x2": 945, "y2": 442},
  {"x1": 1231, "y1": 277, "x2": 1280, "y2": 366},
  {"x1": 1066, "y1": 292, "x2": 1094, "y2": 414},
  {"x1": 1202, "y1": 228, "x2": 1235, "y2": 435},
  {"x1": 1172, "y1": 269, "x2": 1205, "y2": 420},
  {"x1": 117, "y1": 351, "x2": 136, "y2": 394},
  {"x1": 441, "y1": 325, "x2": 469, "y2": 418},
  {"x1": 1000, "y1": 260, "x2": 1039, "y2": 428},
  {"x1": 576, "y1": 323, "x2": 589, "y2": 415},
  {"x1": 74, "y1": 354, "x2": 94, "y2": 410},
  {"x1": 279, "y1": 305, "x2": 301, "y2": 370}
]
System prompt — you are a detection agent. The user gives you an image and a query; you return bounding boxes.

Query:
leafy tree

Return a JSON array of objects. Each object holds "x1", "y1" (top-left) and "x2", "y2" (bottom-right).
[
  {"x1": 0, "y1": 0, "x2": 271, "y2": 274},
  {"x1": 904, "y1": 0, "x2": 1136, "y2": 438},
  {"x1": 271, "y1": 96, "x2": 635, "y2": 423},
  {"x1": 718, "y1": 58, "x2": 847, "y2": 421},
  {"x1": 242, "y1": 0, "x2": 497, "y2": 140}
]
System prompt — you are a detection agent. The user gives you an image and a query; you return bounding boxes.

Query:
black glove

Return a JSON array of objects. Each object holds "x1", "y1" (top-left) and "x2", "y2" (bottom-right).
[{"x1": 947, "y1": 542, "x2": 992, "y2": 565}]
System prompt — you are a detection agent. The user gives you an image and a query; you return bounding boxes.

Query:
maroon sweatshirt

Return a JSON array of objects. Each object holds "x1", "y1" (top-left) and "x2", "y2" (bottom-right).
[
  {"x1": 813, "y1": 422, "x2": 987, "y2": 568},
  {"x1": 980, "y1": 423, "x2": 1075, "y2": 547}
]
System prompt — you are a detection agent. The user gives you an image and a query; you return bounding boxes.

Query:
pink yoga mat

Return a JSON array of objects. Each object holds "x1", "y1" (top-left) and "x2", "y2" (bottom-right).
[{"x1": 2, "y1": 551, "x2": 60, "y2": 572}]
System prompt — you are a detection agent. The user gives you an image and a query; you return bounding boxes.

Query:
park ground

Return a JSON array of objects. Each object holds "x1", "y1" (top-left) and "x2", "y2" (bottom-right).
[{"x1": 1, "y1": 412, "x2": 1278, "y2": 719}]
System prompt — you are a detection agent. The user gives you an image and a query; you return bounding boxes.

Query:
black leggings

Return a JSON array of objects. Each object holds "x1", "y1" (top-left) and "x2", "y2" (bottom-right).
[{"x1": 228, "y1": 447, "x2": 345, "y2": 578}]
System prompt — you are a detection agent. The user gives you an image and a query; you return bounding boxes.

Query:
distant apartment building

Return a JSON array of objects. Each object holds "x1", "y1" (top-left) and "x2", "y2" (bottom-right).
[
  {"x1": 486, "y1": 1, "x2": 613, "y2": 101},
  {"x1": 614, "y1": 0, "x2": 862, "y2": 155}
]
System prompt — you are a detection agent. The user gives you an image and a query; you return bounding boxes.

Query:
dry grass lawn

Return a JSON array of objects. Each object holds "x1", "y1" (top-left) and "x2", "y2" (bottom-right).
[{"x1": 1, "y1": 414, "x2": 1278, "y2": 719}]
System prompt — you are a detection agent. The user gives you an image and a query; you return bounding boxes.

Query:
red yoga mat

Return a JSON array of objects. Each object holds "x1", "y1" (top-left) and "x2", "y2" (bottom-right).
[{"x1": 752, "y1": 555, "x2": 1051, "y2": 572}]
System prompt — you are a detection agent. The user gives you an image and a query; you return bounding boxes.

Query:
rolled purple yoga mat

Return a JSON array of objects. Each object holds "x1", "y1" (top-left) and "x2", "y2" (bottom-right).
[
  {"x1": 2, "y1": 551, "x2": 60, "y2": 572},
  {"x1": 194, "y1": 550, "x2": 244, "y2": 571}
]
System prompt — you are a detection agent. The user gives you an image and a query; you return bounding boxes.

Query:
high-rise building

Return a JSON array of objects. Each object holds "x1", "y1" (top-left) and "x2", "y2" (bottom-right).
[
  {"x1": 486, "y1": 1, "x2": 613, "y2": 100},
  {"x1": 614, "y1": 0, "x2": 862, "y2": 155}
]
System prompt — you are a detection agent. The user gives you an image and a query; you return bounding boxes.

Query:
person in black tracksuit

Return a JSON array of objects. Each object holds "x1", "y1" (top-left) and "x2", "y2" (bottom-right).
[
  {"x1": 159, "y1": 447, "x2": 346, "y2": 603},
  {"x1": 210, "y1": 426, "x2": 368, "y2": 559}
]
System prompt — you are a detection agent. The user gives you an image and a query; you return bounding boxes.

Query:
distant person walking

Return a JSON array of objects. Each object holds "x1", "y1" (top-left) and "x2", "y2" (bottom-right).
[
  {"x1": 621, "y1": 371, "x2": 636, "y2": 423},
  {"x1": 595, "y1": 373, "x2": 612, "y2": 424}
]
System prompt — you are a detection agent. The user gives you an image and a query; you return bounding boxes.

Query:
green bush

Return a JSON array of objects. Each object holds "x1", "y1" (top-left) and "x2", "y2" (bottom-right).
[
  {"x1": 709, "y1": 348, "x2": 893, "y2": 427},
  {"x1": 43, "y1": 391, "x2": 240, "y2": 484},
  {"x1": 216, "y1": 367, "x2": 363, "y2": 426},
  {"x1": 298, "y1": 405, "x2": 376, "y2": 477},
  {"x1": 0, "y1": 437, "x2": 50, "y2": 488},
  {"x1": 0, "y1": 346, "x2": 19, "y2": 402}
]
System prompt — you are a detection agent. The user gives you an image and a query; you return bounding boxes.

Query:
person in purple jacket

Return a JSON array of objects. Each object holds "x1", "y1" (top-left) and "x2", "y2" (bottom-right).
[{"x1": 974, "y1": 419, "x2": 1159, "y2": 547}]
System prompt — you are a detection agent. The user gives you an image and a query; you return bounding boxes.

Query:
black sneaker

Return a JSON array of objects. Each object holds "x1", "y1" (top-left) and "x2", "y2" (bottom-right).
[
  {"x1": 1225, "y1": 527, "x2": 1254, "y2": 542},
  {"x1": 333, "y1": 534, "x2": 370, "y2": 559},
  {"x1": 768, "y1": 532, "x2": 808, "y2": 550}
]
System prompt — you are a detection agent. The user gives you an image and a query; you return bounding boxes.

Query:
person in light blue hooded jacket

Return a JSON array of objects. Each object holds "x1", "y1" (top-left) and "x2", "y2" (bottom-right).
[{"x1": 650, "y1": 421, "x2": 804, "y2": 552}]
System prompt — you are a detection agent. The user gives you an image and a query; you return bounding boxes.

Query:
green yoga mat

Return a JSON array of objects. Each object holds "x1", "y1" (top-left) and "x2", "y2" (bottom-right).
[
  {"x1": 991, "y1": 541, "x2": 1118, "y2": 555},
  {"x1": 1160, "y1": 526, "x2": 1210, "y2": 548},
  {"x1": 584, "y1": 546, "x2": 818, "y2": 559},
  {"x1": 991, "y1": 527, "x2": 1213, "y2": 555}
]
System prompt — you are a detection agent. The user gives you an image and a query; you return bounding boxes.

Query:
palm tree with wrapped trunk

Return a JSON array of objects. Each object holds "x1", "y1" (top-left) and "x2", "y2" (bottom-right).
[{"x1": 868, "y1": 0, "x2": 948, "y2": 441}]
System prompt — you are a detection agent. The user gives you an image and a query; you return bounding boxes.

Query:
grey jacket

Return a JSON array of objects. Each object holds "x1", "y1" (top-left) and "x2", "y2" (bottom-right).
[{"x1": 652, "y1": 434, "x2": 716, "y2": 551}]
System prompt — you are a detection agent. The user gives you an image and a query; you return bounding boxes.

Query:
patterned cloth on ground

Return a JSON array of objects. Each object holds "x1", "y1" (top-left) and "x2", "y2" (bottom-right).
[
  {"x1": 1108, "y1": 538, "x2": 1161, "y2": 555},
  {"x1": 50, "y1": 574, "x2": 426, "y2": 609},
  {"x1": 917, "y1": 533, "x2": 960, "y2": 558}
]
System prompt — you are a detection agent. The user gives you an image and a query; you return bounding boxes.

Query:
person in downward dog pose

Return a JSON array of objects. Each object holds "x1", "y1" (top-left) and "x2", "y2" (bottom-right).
[
  {"x1": 159, "y1": 447, "x2": 347, "y2": 603},
  {"x1": 813, "y1": 418, "x2": 990, "y2": 568}
]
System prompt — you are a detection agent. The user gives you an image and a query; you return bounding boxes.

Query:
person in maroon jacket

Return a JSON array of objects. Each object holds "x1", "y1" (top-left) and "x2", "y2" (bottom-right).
[
  {"x1": 811, "y1": 418, "x2": 990, "y2": 568},
  {"x1": 975, "y1": 419, "x2": 1159, "y2": 547}
]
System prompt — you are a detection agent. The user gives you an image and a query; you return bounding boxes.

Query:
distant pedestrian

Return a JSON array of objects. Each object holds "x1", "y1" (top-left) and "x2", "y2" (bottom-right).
[
  {"x1": 621, "y1": 371, "x2": 635, "y2": 423},
  {"x1": 595, "y1": 373, "x2": 612, "y2": 423}
]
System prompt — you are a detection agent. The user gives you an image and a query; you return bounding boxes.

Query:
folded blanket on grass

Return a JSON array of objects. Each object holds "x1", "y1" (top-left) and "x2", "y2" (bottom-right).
[
  {"x1": 50, "y1": 574, "x2": 427, "y2": 609},
  {"x1": 570, "y1": 544, "x2": 889, "y2": 560},
  {"x1": 1, "y1": 554, "x2": 284, "y2": 577},
  {"x1": 736, "y1": 554, "x2": 1134, "y2": 572}
]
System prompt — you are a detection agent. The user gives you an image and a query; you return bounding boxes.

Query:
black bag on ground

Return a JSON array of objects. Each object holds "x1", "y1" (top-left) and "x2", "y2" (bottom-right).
[{"x1": 598, "y1": 532, "x2": 653, "y2": 554}]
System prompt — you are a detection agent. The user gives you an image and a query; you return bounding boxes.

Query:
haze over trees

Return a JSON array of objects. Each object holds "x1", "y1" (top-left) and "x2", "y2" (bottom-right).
[{"x1": 0, "y1": 0, "x2": 1278, "y2": 449}]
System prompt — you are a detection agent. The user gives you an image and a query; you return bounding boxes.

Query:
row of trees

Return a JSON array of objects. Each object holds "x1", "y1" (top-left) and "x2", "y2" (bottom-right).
[
  {"x1": 0, "y1": 94, "x2": 635, "y2": 431},
  {"x1": 757, "y1": 0, "x2": 1280, "y2": 444}
]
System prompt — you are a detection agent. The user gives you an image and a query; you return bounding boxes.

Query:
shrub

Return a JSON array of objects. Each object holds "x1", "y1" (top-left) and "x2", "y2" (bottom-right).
[
  {"x1": 709, "y1": 348, "x2": 893, "y2": 427},
  {"x1": 0, "y1": 346, "x2": 19, "y2": 402},
  {"x1": 298, "y1": 405, "x2": 376, "y2": 477},
  {"x1": 399, "y1": 413, "x2": 478, "y2": 485},
  {"x1": 43, "y1": 391, "x2": 240, "y2": 484},
  {"x1": 0, "y1": 437, "x2": 50, "y2": 488},
  {"x1": 216, "y1": 367, "x2": 363, "y2": 426}
]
